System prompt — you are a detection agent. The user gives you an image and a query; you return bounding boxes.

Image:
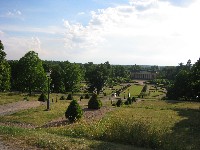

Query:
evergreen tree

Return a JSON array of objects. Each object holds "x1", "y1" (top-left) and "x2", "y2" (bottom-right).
[{"x1": 65, "y1": 99, "x2": 83, "y2": 122}]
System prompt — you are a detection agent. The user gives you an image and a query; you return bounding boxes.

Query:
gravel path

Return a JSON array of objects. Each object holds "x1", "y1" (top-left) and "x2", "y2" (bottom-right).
[
  {"x1": 0, "y1": 101, "x2": 42, "y2": 116},
  {"x1": 0, "y1": 101, "x2": 43, "y2": 150},
  {"x1": 0, "y1": 138, "x2": 13, "y2": 150}
]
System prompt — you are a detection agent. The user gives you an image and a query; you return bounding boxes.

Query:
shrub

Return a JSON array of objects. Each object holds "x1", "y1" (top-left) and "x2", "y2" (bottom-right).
[
  {"x1": 88, "y1": 93, "x2": 102, "y2": 109},
  {"x1": 125, "y1": 97, "x2": 132, "y2": 105},
  {"x1": 85, "y1": 93, "x2": 90, "y2": 99},
  {"x1": 67, "y1": 94, "x2": 73, "y2": 100},
  {"x1": 65, "y1": 100, "x2": 83, "y2": 122},
  {"x1": 38, "y1": 93, "x2": 47, "y2": 102},
  {"x1": 116, "y1": 99, "x2": 123, "y2": 107},
  {"x1": 131, "y1": 96, "x2": 136, "y2": 102},
  {"x1": 80, "y1": 95, "x2": 84, "y2": 99},
  {"x1": 60, "y1": 95, "x2": 65, "y2": 100}
]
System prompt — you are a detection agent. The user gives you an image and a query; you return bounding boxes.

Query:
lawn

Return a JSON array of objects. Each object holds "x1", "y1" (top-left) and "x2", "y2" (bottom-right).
[
  {"x1": 0, "y1": 100, "x2": 69, "y2": 126},
  {"x1": 120, "y1": 84, "x2": 144, "y2": 98},
  {"x1": 1, "y1": 98, "x2": 200, "y2": 149},
  {"x1": 0, "y1": 92, "x2": 38, "y2": 105},
  {"x1": 0, "y1": 89, "x2": 200, "y2": 150}
]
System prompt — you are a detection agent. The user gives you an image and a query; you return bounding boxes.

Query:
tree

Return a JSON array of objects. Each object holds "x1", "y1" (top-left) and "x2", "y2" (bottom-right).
[
  {"x1": 88, "y1": 93, "x2": 102, "y2": 109},
  {"x1": 8, "y1": 60, "x2": 18, "y2": 90},
  {"x1": 16, "y1": 51, "x2": 47, "y2": 95},
  {"x1": 61, "y1": 61, "x2": 83, "y2": 92},
  {"x1": 50, "y1": 64, "x2": 65, "y2": 93},
  {"x1": 190, "y1": 58, "x2": 200, "y2": 100},
  {"x1": 0, "y1": 40, "x2": 11, "y2": 91},
  {"x1": 65, "y1": 99, "x2": 83, "y2": 122},
  {"x1": 85, "y1": 62, "x2": 111, "y2": 94}
]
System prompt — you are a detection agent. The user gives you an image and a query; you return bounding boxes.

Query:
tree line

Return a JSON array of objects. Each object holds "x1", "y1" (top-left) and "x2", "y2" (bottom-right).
[
  {"x1": 0, "y1": 40, "x2": 133, "y2": 95},
  {"x1": 1, "y1": 40, "x2": 199, "y2": 100}
]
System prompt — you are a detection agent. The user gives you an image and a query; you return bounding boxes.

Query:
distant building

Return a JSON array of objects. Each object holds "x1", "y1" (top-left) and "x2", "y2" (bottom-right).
[{"x1": 131, "y1": 71, "x2": 157, "y2": 80}]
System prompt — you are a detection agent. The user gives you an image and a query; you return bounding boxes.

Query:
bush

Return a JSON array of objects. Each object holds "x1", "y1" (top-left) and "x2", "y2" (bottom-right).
[
  {"x1": 38, "y1": 93, "x2": 47, "y2": 102},
  {"x1": 65, "y1": 100, "x2": 83, "y2": 122},
  {"x1": 88, "y1": 93, "x2": 102, "y2": 109},
  {"x1": 116, "y1": 99, "x2": 123, "y2": 107},
  {"x1": 67, "y1": 94, "x2": 73, "y2": 100},
  {"x1": 60, "y1": 95, "x2": 65, "y2": 100},
  {"x1": 85, "y1": 93, "x2": 90, "y2": 99},
  {"x1": 131, "y1": 96, "x2": 136, "y2": 102},
  {"x1": 125, "y1": 97, "x2": 132, "y2": 105}
]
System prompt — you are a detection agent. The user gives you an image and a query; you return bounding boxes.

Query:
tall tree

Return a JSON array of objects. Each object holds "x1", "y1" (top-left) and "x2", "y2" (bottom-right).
[
  {"x1": 61, "y1": 61, "x2": 83, "y2": 92},
  {"x1": 16, "y1": 51, "x2": 47, "y2": 95},
  {"x1": 86, "y1": 62, "x2": 111, "y2": 94},
  {"x1": 190, "y1": 58, "x2": 200, "y2": 100},
  {"x1": 50, "y1": 64, "x2": 65, "y2": 93},
  {"x1": 0, "y1": 40, "x2": 11, "y2": 91}
]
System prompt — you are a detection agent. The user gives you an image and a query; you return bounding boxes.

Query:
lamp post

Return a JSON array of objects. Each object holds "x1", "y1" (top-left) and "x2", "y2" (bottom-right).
[{"x1": 46, "y1": 71, "x2": 51, "y2": 111}]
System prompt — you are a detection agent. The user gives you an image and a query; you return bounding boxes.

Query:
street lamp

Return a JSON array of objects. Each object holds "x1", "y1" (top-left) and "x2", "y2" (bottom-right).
[{"x1": 46, "y1": 71, "x2": 51, "y2": 111}]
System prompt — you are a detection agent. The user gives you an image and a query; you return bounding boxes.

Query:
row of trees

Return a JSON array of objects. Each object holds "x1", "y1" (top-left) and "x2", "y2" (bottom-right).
[{"x1": 0, "y1": 40, "x2": 134, "y2": 94}]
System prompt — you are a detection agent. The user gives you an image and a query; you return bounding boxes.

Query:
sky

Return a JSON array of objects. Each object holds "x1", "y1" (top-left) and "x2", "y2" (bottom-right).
[{"x1": 0, "y1": 0, "x2": 199, "y2": 66}]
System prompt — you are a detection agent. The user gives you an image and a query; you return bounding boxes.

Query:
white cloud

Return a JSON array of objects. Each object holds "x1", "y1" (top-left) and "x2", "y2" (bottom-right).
[
  {"x1": 62, "y1": 0, "x2": 200, "y2": 65},
  {"x1": 78, "y1": 12, "x2": 85, "y2": 15},
  {"x1": 5, "y1": 10, "x2": 22, "y2": 18}
]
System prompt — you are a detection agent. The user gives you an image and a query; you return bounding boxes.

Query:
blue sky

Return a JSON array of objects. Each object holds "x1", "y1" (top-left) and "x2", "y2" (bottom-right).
[{"x1": 0, "y1": 0, "x2": 199, "y2": 65}]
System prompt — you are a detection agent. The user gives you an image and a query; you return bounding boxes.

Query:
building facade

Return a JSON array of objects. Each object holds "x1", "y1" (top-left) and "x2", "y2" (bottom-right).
[{"x1": 131, "y1": 71, "x2": 157, "y2": 80}]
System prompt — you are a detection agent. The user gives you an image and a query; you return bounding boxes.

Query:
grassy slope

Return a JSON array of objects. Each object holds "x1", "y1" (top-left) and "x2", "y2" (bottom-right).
[{"x1": 0, "y1": 87, "x2": 200, "y2": 150}]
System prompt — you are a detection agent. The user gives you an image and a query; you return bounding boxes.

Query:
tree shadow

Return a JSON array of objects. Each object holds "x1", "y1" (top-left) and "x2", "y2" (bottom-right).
[{"x1": 163, "y1": 107, "x2": 200, "y2": 149}]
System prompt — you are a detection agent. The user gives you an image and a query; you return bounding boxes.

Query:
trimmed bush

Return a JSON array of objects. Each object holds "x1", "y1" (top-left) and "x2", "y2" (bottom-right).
[
  {"x1": 65, "y1": 99, "x2": 83, "y2": 122},
  {"x1": 67, "y1": 94, "x2": 73, "y2": 100},
  {"x1": 85, "y1": 93, "x2": 90, "y2": 99},
  {"x1": 125, "y1": 97, "x2": 132, "y2": 105},
  {"x1": 131, "y1": 96, "x2": 136, "y2": 102},
  {"x1": 88, "y1": 93, "x2": 102, "y2": 109},
  {"x1": 60, "y1": 95, "x2": 65, "y2": 100},
  {"x1": 116, "y1": 99, "x2": 123, "y2": 107},
  {"x1": 38, "y1": 93, "x2": 47, "y2": 102}
]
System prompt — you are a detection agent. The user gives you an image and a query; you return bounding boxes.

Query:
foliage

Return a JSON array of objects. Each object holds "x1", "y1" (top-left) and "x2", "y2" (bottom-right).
[
  {"x1": 125, "y1": 97, "x2": 132, "y2": 105},
  {"x1": 85, "y1": 62, "x2": 111, "y2": 94},
  {"x1": 116, "y1": 99, "x2": 123, "y2": 107},
  {"x1": 38, "y1": 93, "x2": 47, "y2": 102},
  {"x1": 50, "y1": 64, "x2": 65, "y2": 93},
  {"x1": 59, "y1": 95, "x2": 65, "y2": 100},
  {"x1": 0, "y1": 40, "x2": 11, "y2": 91},
  {"x1": 167, "y1": 59, "x2": 200, "y2": 101},
  {"x1": 60, "y1": 61, "x2": 83, "y2": 92},
  {"x1": 65, "y1": 99, "x2": 83, "y2": 122},
  {"x1": 190, "y1": 58, "x2": 200, "y2": 100},
  {"x1": 131, "y1": 96, "x2": 136, "y2": 102},
  {"x1": 88, "y1": 93, "x2": 102, "y2": 109},
  {"x1": 66, "y1": 93, "x2": 73, "y2": 100},
  {"x1": 85, "y1": 93, "x2": 90, "y2": 99},
  {"x1": 15, "y1": 51, "x2": 47, "y2": 95}
]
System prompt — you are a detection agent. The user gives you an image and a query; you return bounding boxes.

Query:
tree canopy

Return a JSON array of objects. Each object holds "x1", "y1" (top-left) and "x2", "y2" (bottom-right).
[
  {"x1": 0, "y1": 40, "x2": 11, "y2": 91},
  {"x1": 15, "y1": 51, "x2": 47, "y2": 95}
]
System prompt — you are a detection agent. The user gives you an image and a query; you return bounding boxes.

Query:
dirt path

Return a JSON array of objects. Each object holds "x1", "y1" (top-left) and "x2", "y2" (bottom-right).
[{"x1": 0, "y1": 101, "x2": 43, "y2": 116}]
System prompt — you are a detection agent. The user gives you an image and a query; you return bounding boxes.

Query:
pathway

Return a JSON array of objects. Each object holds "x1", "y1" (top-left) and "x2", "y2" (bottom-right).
[{"x1": 0, "y1": 101, "x2": 43, "y2": 116}]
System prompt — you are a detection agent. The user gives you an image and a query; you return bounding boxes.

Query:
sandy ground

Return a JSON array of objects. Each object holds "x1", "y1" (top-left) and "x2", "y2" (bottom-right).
[{"x1": 0, "y1": 101, "x2": 42, "y2": 116}]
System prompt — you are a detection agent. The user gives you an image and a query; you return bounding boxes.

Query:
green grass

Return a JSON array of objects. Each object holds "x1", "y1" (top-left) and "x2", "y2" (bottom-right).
[
  {"x1": 1, "y1": 91, "x2": 200, "y2": 149},
  {"x1": 0, "y1": 125, "x2": 147, "y2": 150},
  {"x1": 121, "y1": 84, "x2": 144, "y2": 98},
  {"x1": 45, "y1": 100, "x2": 200, "y2": 150},
  {"x1": 0, "y1": 92, "x2": 38, "y2": 105},
  {"x1": 0, "y1": 100, "x2": 69, "y2": 126}
]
